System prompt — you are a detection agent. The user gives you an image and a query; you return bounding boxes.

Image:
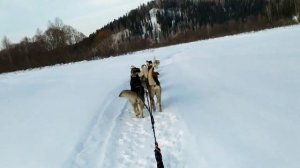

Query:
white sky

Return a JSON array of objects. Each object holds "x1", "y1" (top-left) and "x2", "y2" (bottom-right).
[{"x1": 0, "y1": 0, "x2": 151, "y2": 43}]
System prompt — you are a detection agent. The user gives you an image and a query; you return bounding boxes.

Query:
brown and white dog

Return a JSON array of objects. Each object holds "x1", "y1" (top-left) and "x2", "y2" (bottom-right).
[
  {"x1": 147, "y1": 57, "x2": 162, "y2": 112},
  {"x1": 119, "y1": 90, "x2": 144, "y2": 118}
]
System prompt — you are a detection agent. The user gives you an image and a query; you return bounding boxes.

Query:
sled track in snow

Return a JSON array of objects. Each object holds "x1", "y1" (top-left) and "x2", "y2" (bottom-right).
[
  {"x1": 71, "y1": 59, "x2": 188, "y2": 168},
  {"x1": 71, "y1": 82, "x2": 129, "y2": 168}
]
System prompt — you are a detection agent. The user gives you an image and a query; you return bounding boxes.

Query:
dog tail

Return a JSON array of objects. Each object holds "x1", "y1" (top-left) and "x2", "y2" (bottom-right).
[
  {"x1": 119, "y1": 90, "x2": 144, "y2": 105},
  {"x1": 119, "y1": 90, "x2": 137, "y2": 102},
  {"x1": 119, "y1": 90, "x2": 134, "y2": 97},
  {"x1": 119, "y1": 90, "x2": 125, "y2": 97}
]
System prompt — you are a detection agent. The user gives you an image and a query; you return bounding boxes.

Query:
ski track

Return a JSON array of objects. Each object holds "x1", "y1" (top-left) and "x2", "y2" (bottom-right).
[
  {"x1": 71, "y1": 57, "x2": 188, "y2": 168},
  {"x1": 71, "y1": 82, "x2": 129, "y2": 168}
]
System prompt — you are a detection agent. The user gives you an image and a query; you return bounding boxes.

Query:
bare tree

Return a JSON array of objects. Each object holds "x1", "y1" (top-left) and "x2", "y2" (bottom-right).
[
  {"x1": 45, "y1": 27, "x2": 67, "y2": 50},
  {"x1": 33, "y1": 28, "x2": 45, "y2": 42},
  {"x1": 63, "y1": 25, "x2": 86, "y2": 45},
  {"x1": 45, "y1": 18, "x2": 68, "y2": 50},
  {"x1": 1, "y1": 36, "x2": 11, "y2": 50},
  {"x1": 48, "y1": 17, "x2": 64, "y2": 29},
  {"x1": 44, "y1": 17, "x2": 85, "y2": 50},
  {"x1": 20, "y1": 36, "x2": 31, "y2": 67},
  {"x1": 1, "y1": 36, "x2": 14, "y2": 68}
]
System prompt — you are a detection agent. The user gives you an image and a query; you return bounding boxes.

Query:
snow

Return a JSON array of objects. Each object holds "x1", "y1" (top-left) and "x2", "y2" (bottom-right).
[
  {"x1": 149, "y1": 8, "x2": 162, "y2": 41},
  {"x1": 293, "y1": 15, "x2": 299, "y2": 22},
  {"x1": 1, "y1": 25, "x2": 300, "y2": 168}
]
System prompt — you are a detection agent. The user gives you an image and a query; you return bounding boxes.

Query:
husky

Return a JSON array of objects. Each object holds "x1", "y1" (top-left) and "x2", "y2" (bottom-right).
[
  {"x1": 147, "y1": 57, "x2": 162, "y2": 112},
  {"x1": 119, "y1": 90, "x2": 144, "y2": 118},
  {"x1": 130, "y1": 66, "x2": 145, "y2": 102}
]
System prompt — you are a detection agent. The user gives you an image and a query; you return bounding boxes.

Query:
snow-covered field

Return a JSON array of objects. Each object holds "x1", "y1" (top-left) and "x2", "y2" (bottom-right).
[{"x1": 1, "y1": 25, "x2": 300, "y2": 168}]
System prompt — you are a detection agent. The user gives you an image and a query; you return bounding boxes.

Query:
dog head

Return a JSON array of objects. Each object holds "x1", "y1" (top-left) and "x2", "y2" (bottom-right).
[
  {"x1": 131, "y1": 67, "x2": 141, "y2": 77},
  {"x1": 152, "y1": 57, "x2": 160, "y2": 69},
  {"x1": 140, "y1": 64, "x2": 148, "y2": 78}
]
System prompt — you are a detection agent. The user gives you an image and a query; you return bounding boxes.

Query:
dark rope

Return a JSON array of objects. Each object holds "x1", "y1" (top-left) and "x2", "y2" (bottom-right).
[
  {"x1": 144, "y1": 95, "x2": 157, "y2": 143},
  {"x1": 145, "y1": 91, "x2": 164, "y2": 168},
  {"x1": 155, "y1": 142, "x2": 164, "y2": 168}
]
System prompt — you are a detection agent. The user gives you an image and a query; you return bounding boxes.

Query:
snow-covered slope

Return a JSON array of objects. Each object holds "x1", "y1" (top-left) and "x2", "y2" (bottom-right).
[{"x1": 1, "y1": 25, "x2": 300, "y2": 168}]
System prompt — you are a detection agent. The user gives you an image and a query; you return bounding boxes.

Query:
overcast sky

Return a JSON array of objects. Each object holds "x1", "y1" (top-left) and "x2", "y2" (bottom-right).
[{"x1": 0, "y1": 0, "x2": 151, "y2": 43}]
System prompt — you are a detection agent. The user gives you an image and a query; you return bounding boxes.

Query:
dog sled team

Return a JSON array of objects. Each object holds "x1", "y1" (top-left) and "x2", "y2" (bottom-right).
[{"x1": 119, "y1": 57, "x2": 162, "y2": 118}]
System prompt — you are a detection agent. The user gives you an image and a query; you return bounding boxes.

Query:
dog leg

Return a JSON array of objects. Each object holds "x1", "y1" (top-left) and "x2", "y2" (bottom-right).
[
  {"x1": 133, "y1": 103, "x2": 140, "y2": 118},
  {"x1": 150, "y1": 97, "x2": 156, "y2": 112},
  {"x1": 150, "y1": 88, "x2": 156, "y2": 112},
  {"x1": 139, "y1": 101, "x2": 144, "y2": 118},
  {"x1": 136, "y1": 106, "x2": 141, "y2": 118},
  {"x1": 157, "y1": 87, "x2": 162, "y2": 112}
]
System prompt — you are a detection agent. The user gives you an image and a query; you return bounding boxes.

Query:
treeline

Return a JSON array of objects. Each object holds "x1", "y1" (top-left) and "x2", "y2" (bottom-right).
[
  {"x1": 0, "y1": 18, "x2": 86, "y2": 72},
  {"x1": 1, "y1": 0, "x2": 300, "y2": 73}
]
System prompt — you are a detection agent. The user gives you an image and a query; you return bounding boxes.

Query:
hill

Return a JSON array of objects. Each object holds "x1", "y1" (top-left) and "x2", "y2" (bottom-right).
[{"x1": 0, "y1": 0, "x2": 299, "y2": 74}]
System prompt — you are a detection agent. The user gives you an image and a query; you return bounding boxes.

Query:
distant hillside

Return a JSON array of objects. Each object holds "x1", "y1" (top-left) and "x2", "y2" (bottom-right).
[{"x1": 1, "y1": 0, "x2": 299, "y2": 73}]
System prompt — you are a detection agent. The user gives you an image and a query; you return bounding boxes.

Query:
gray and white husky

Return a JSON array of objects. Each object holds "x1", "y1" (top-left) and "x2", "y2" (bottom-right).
[{"x1": 119, "y1": 90, "x2": 144, "y2": 118}]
